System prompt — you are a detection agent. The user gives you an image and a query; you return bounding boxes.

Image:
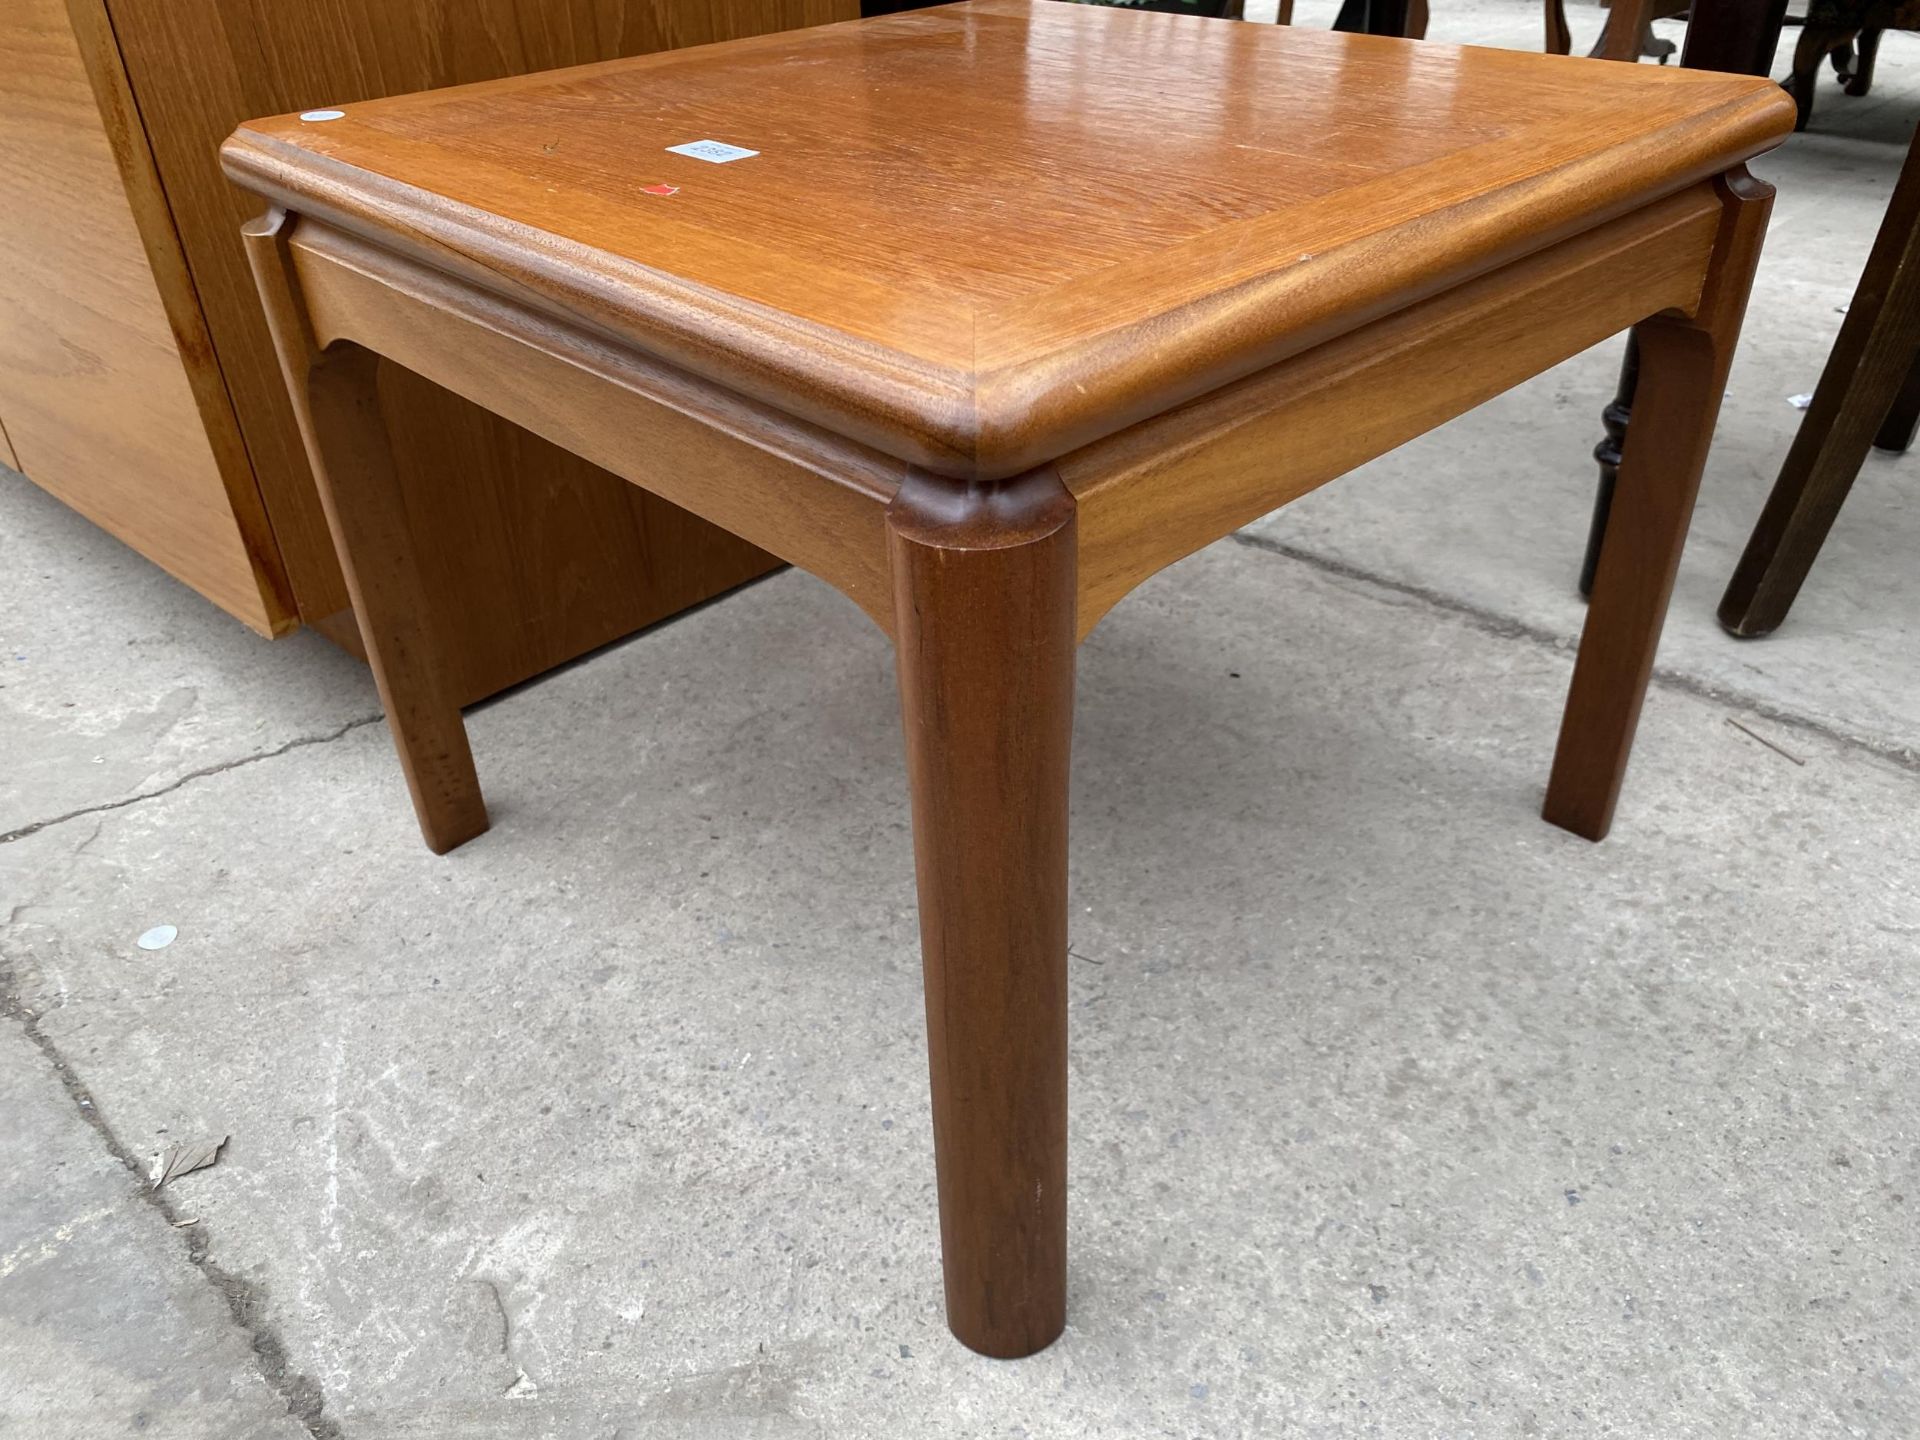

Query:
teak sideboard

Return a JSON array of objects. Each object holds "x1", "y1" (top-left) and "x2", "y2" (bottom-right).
[{"x1": 0, "y1": 0, "x2": 853, "y2": 701}]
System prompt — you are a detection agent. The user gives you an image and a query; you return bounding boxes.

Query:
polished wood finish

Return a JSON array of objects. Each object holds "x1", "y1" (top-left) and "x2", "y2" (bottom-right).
[
  {"x1": 225, "y1": 3, "x2": 1792, "y2": 1357},
  {"x1": 890, "y1": 468, "x2": 1075, "y2": 1358},
  {"x1": 283, "y1": 223, "x2": 900, "y2": 633},
  {"x1": 223, "y1": 3, "x2": 1790, "y2": 483},
  {"x1": 0, "y1": 0, "x2": 285, "y2": 631},
  {"x1": 1546, "y1": 171, "x2": 1774, "y2": 839},
  {"x1": 1719, "y1": 128, "x2": 1920, "y2": 637}
]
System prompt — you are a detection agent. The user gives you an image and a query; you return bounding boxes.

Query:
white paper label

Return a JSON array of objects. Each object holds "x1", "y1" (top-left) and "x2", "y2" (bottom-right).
[{"x1": 666, "y1": 139, "x2": 758, "y2": 164}]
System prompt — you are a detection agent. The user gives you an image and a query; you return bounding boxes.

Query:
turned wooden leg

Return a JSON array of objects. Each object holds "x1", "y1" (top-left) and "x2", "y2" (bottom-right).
[
  {"x1": 1546, "y1": 172, "x2": 1773, "y2": 841},
  {"x1": 889, "y1": 468, "x2": 1075, "y2": 1359},
  {"x1": 1840, "y1": 26, "x2": 1880, "y2": 95},
  {"x1": 1720, "y1": 131, "x2": 1920, "y2": 638},
  {"x1": 1578, "y1": 333, "x2": 1638, "y2": 600},
  {"x1": 243, "y1": 211, "x2": 487, "y2": 854}
]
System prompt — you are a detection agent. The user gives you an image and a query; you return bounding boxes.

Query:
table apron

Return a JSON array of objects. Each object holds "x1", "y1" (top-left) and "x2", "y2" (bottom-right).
[
  {"x1": 288, "y1": 219, "x2": 905, "y2": 633},
  {"x1": 281, "y1": 180, "x2": 1722, "y2": 645},
  {"x1": 1060, "y1": 181, "x2": 1724, "y2": 638}
]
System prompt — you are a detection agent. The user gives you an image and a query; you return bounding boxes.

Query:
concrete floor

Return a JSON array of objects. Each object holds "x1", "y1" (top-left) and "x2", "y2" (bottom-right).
[{"x1": 3, "y1": 4, "x2": 1917, "y2": 1436}]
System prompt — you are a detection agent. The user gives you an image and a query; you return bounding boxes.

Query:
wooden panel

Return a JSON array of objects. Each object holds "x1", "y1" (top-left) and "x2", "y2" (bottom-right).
[
  {"x1": 0, "y1": 0, "x2": 286, "y2": 631},
  {"x1": 0, "y1": 414, "x2": 18, "y2": 473},
  {"x1": 105, "y1": 0, "x2": 856, "y2": 690},
  {"x1": 219, "y1": 0, "x2": 1794, "y2": 479}
]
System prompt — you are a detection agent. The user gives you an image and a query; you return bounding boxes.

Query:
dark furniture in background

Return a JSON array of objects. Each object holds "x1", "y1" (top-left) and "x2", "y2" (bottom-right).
[
  {"x1": 1720, "y1": 123, "x2": 1920, "y2": 633},
  {"x1": 1787, "y1": 0, "x2": 1918, "y2": 127}
]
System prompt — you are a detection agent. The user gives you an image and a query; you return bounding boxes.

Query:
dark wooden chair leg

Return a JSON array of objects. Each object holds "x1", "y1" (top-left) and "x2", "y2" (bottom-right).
[
  {"x1": 1679, "y1": 0, "x2": 1790, "y2": 74},
  {"x1": 1333, "y1": 0, "x2": 1410, "y2": 35},
  {"x1": 1720, "y1": 131, "x2": 1920, "y2": 637},
  {"x1": 1872, "y1": 344, "x2": 1920, "y2": 452},
  {"x1": 1787, "y1": 24, "x2": 1852, "y2": 129},
  {"x1": 1578, "y1": 333, "x2": 1638, "y2": 599},
  {"x1": 1546, "y1": 172, "x2": 1773, "y2": 841},
  {"x1": 244, "y1": 211, "x2": 488, "y2": 855},
  {"x1": 1546, "y1": 0, "x2": 1573, "y2": 54},
  {"x1": 1841, "y1": 26, "x2": 1882, "y2": 94},
  {"x1": 888, "y1": 468, "x2": 1076, "y2": 1359},
  {"x1": 1591, "y1": 0, "x2": 1659, "y2": 61}
]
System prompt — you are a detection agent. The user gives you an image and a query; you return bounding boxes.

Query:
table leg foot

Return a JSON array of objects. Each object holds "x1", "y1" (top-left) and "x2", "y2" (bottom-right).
[
  {"x1": 888, "y1": 468, "x2": 1075, "y2": 1359},
  {"x1": 1545, "y1": 171, "x2": 1773, "y2": 841},
  {"x1": 305, "y1": 345, "x2": 489, "y2": 854}
]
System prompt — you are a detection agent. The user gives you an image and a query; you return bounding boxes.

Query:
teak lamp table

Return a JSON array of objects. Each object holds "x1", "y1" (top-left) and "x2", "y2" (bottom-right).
[{"x1": 222, "y1": 1, "x2": 1795, "y2": 1360}]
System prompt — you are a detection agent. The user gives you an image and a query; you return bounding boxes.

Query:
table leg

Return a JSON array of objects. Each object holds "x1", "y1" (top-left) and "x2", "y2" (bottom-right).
[
  {"x1": 244, "y1": 212, "x2": 488, "y2": 855},
  {"x1": 1546, "y1": 172, "x2": 1774, "y2": 840},
  {"x1": 888, "y1": 469, "x2": 1075, "y2": 1359},
  {"x1": 1577, "y1": 0, "x2": 1789, "y2": 593}
]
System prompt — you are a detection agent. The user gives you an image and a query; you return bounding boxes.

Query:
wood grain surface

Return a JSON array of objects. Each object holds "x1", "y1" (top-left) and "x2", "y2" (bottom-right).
[
  {"x1": 889, "y1": 467, "x2": 1075, "y2": 1357},
  {"x1": 0, "y1": 0, "x2": 285, "y2": 630},
  {"x1": 287, "y1": 219, "x2": 901, "y2": 632},
  {"x1": 108, "y1": 0, "x2": 849, "y2": 688},
  {"x1": 248, "y1": 213, "x2": 489, "y2": 854},
  {"x1": 223, "y1": 0, "x2": 1793, "y2": 479}
]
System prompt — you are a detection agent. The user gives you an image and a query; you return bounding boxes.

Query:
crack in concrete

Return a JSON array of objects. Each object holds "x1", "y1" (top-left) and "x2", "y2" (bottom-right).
[
  {"x1": 0, "y1": 958, "x2": 345, "y2": 1439},
  {"x1": 1231, "y1": 531, "x2": 1920, "y2": 777},
  {"x1": 0, "y1": 715, "x2": 383, "y2": 847}
]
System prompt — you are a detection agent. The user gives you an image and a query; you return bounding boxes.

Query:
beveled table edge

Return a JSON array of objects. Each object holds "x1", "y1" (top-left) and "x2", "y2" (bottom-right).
[{"x1": 219, "y1": 42, "x2": 1795, "y2": 481}]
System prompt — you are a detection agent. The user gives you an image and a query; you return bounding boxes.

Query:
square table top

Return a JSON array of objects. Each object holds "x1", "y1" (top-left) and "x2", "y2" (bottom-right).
[{"x1": 223, "y1": 0, "x2": 1794, "y2": 480}]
